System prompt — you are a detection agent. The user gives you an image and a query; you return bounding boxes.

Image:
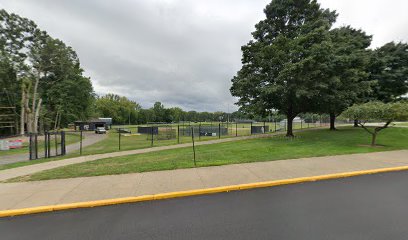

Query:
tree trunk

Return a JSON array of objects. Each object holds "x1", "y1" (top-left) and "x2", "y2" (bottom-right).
[
  {"x1": 33, "y1": 98, "x2": 42, "y2": 133},
  {"x1": 353, "y1": 119, "x2": 359, "y2": 127},
  {"x1": 286, "y1": 115, "x2": 295, "y2": 137},
  {"x1": 371, "y1": 132, "x2": 377, "y2": 146},
  {"x1": 329, "y1": 112, "x2": 336, "y2": 131},
  {"x1": 20, "y1": 88, "x2": 26, "y2": 135}
]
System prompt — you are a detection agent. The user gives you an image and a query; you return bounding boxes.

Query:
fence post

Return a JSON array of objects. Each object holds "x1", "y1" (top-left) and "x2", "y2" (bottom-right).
[
  {"x1": 34, "y1": 134, "x2": 38, "y2": 159},
  {"x1": 119, "y1": 128, "x2": 121, "y2": 150},
  {"x1": 235, "y1": 121, "x2": 238, "y2": 137},
  {"x1": 29, "y1": 133, "x2": 32, "y2": 160},
  {"x1": 191, "y1": 127, "x2": 196, "y2": 167},
  {"x1": 47, "y1": 132, "x2": 51, "y2": 158},
  {"x1": 218, "y1": 123, "x2": 221, "y2": 139},
  {"x1": 151, "y1": 126, "x2": 154, "y2": 147},
  {"x1": 54, "y1": 131, "x2": 58, "y2": 156},
  {"x1": 61, "y1": 131, "x2": 66, "y2": 156},
  {"x1": 177, "y1": 125, "x2": 180, "y2": 144},
  {"x1": 80, "y1": 130, "x2": 83, "y2": 155},
  {"x1": 250, "y1": 122, "x2": 253, "y2": 135},
  {"x1": 44, "y1": 131, "x2": 48, "y2": 158}
]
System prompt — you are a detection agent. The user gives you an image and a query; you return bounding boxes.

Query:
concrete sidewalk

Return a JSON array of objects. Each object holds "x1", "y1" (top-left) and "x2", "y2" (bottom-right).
[{"x1": 0, "y1": 149, "x2": 407, "y2": 211}]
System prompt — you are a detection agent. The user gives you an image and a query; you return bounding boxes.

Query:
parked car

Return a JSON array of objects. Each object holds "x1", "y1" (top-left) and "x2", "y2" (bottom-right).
[{"x1": 95, "y1": 127, "x2": 107, "y2": 134}]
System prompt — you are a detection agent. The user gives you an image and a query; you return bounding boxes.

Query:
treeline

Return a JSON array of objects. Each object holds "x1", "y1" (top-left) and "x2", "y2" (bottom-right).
[
  {"x1": 231, "y1": 0, "x2": 408, "y2": 136},
  {"x1": 94, "y1": 94, "x2": 252, "y2": 125},
  {"x1": 0, "y1": 9, "x2": 94, "y2": 135}
]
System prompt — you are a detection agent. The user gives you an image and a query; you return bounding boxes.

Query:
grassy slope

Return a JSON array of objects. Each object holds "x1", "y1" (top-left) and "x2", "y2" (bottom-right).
[{"x1": 11, "y1": 126, "x2": 408, "y2": 182}]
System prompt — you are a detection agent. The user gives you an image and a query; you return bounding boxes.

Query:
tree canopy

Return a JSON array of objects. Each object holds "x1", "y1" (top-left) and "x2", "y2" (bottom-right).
[
  {"x1": 315, "y1": 26, "x2": 372, "y2": 130},
  {"x1": 0, "y1": 9, "x2": 94, "y2": 133},
  {"x1": 369, "y1": 42, "x2": 408, "y2": 102}
]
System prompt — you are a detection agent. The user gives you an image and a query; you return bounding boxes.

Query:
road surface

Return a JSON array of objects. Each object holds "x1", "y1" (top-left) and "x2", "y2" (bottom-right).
[{"x1": 1, "y1": 170, "x2": 408, "y2": 240}]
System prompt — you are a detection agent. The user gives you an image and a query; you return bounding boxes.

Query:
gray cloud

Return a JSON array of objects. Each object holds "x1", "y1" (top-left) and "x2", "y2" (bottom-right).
[{"x1": 1, "y1": 0, "x2": 407, "y2": 111}]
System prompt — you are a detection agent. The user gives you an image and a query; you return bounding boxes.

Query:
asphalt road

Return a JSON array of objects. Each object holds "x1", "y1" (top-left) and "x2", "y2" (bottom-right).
[{"x1": 2, "y1": 171, "x2": 408, "y2": 240}]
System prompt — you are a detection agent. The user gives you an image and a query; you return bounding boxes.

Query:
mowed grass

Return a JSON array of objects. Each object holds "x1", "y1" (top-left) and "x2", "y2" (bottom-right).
[
  {"x1": 10, "y1": 126, "x2": 408, "y2": 182},
  {"x1": 395, "y1": 122, "x2": 408, "y2": 127},
  {"x1": 76, "y1": 122, "x2": 318, "y2": 155}
]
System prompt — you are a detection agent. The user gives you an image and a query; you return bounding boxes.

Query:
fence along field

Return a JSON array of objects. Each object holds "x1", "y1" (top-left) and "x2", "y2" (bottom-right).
[{"x1": 0, "y1": 119, "x2": 332, "y2": 162}]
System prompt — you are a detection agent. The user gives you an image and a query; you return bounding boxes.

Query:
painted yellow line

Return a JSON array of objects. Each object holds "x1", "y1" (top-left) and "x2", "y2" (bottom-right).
[{"x1": 1, "y1": 165, "x2": 408, "y2": 218}]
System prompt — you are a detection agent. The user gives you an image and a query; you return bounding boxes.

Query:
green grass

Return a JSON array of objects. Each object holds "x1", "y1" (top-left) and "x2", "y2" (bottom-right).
[
  {"x1": 395, "y1": 122, "x2": 408, "y2": 127},
  {"x1": 79, "y1": 122, "x2": 319, "y2": 155},
  {"x1": 10, "y1": 126, "x2": 408, "y2": 182}
]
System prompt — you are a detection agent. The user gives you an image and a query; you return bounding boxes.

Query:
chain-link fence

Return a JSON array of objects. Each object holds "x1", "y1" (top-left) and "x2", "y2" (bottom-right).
[{"x1": 0, "y1": 118, "x2": 352, "y2": 163}]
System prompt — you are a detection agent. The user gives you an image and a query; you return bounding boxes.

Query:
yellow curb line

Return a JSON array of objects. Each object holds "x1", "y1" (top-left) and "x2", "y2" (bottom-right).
[{"x1": 1, "y1": 165, "x2": 408, "y2": 218}]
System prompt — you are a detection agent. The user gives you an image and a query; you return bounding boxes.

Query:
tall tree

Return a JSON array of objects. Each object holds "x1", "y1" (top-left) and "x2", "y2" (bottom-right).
[
  {"x1": 315, "y1": 26, "x2": 372, "y2": 130},
  {"x1": 370, "y1": 42, "x2": 408, "y2": 102},
  {"x1": 0, "y1": 9, "x2": 94, "y2": 133},
  {"x1": 231, "y1": 0, "x2": 337, "y2": 136}
]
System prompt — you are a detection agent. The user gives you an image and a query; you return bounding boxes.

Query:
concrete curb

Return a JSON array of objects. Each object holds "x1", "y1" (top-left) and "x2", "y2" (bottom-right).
[{"x1": 2, "y1": 164, "x2": 408, "y2": 218}]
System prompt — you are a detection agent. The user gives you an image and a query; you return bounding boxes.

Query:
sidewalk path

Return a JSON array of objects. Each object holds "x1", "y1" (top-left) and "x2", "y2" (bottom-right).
[
  {"x1": 0, "y1": 132, "x2": 107, "y2": 165},
  {"x1": 0, "y1": 149, "x2": 407, "y2": 211}
]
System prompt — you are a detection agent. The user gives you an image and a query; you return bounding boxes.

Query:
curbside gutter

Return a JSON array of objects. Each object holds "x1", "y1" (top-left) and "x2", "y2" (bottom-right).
[{"x1": 1, "y1": 164, "x2": 408, "y2": 218}]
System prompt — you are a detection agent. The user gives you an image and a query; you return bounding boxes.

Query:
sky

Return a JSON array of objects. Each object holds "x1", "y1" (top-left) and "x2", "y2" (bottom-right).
[{"x1": 0, "y1": 0, "x2": 407, "y2": 112}]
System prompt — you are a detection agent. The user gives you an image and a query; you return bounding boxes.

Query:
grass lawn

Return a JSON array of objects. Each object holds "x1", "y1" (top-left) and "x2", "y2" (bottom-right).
[
  {"x1": 74, "y1": 122, "x2": 320, "y2": 155},
  {"x1": 10, "y1": 126, "x2": 408, "y2": 182},
  {"x1": 395, "y1": 122, "x2": 408, "y2": 127}
]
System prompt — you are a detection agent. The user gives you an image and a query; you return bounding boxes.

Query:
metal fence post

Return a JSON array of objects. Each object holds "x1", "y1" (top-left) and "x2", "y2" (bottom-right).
[
  {"x1": 29, "y1": 133, "x2": 32, "y2": 160},
  {"x1": 151, "y1": 126, "x2": 154, "y2": 147},
  {"x1": 47, "y1": 132, "x2": 51, "y2": 158},
  {"x1": 177, "y1": 125, "x2": 180, "y2": 144},
  {"x1": 44, "y1": 131, "x2": 48, "y2": 158},
  {"x1": 191, "y1": 127, "x2": 196, "y2": 167},
  {"x1": 235, "y1": 121, "x2": 238, "y2": 137},
  {"x1": 35, "y1": 134, "x2": 38, "y2": 159},
  {"x1": 54, "y1": 131, "x2": 58, "y2": 156},
  {"x1": 250, "y1": 122, "x2": 253, "y2": 135},
  {"x1": 198, "y1": 123, "x2": 201, "y2": 141},
  {"x1": 119, "y1": 128, "x2": 121, "y2": 150},
  {"x1": 61, "y1": 131, "x2": 66, "y2": 156},
  {"x1": 80, "y1": 130, "x2": 83, "y2": 155},
  {"x1": 218, "y1": 123, "x2": 221, "y2": 139}
]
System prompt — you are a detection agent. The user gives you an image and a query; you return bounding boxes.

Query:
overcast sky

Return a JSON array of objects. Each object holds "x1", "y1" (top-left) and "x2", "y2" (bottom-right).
[{"x1": 1, "y1": 0, "x2": 407, "y2": 112}]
